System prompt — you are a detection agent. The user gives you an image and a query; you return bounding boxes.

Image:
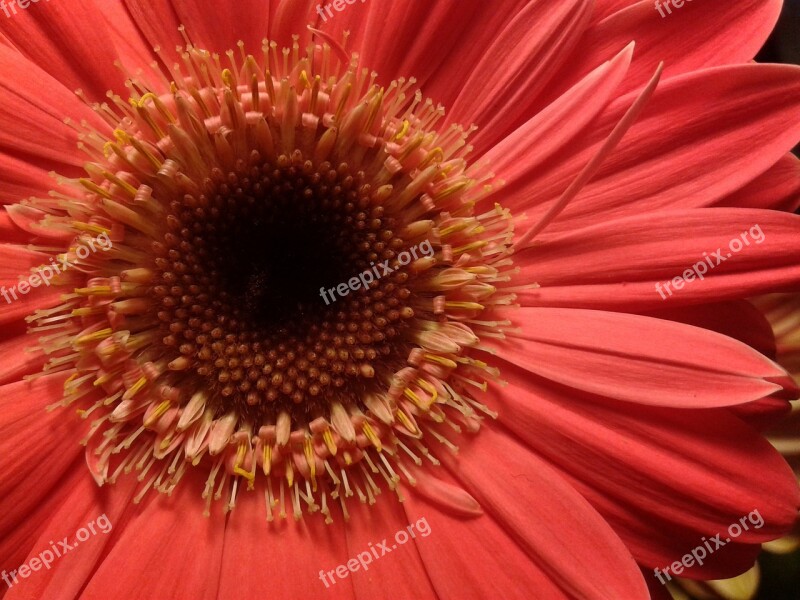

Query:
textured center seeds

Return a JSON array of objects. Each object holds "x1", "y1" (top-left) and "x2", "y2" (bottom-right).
[
  {"x1": 153, "y1": 156, "x2": 415, "y2": 419},
  {"x1": 28, "y1": 35, "x2": 518, "y2": 519}
]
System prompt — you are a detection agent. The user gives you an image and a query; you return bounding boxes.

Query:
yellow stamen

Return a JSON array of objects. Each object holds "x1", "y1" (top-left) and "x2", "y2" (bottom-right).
[
  {"x1": 234, "y1": 442, "x2": 255, "y2": 481},
  {"x1": 396, "y1": 409, "x2": 418, "y2": 435},
  {"x1": 76, "y1": 328, "x2": 113, "y2": 344},
  {"x1": 123, "y1": 376, "x2": 148, "y2": 400},
  {"x1": 144, "y1": 399, "x2": 171, "y2": 428},
  {"x1": 262, "y1": 444, "x2": 272, "y2": 476},
  {"x1": 304, "y1": 438, "x2": 318, "y2": 492},
  {"x1": 394, "y1": 119, "x2": 410, "y2": 141},
  {"x1": 323, "y1": 429, "x2": 337, "y2": 456},
  {"x1": 362, "y1": 422, "x2": 382, "y2": 452}
]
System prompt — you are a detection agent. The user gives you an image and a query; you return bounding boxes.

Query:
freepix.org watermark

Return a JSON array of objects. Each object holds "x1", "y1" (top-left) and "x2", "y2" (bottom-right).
[
  {"x1": 653, "y1": 509, "x2": 764, "y2": 585},
  {"x1": 315, "y1": 0, "x2": 366, "y2": 23},
  {"x1": 319, "y1": 240, "x2": 433, "y2": 305},
  {"x1": 1, "y1": 231, "x2": 113, "y2": 304},
  {"x1": 2, "y1": 514, "x2": 112, "y2": 590},
  {"x1": 318, "y1": 517, "x2": 432, "y2": 589},
  {"x1": 1, "y1": 0, "x2": 50, "y2": 19},
  {"x1": 655, "y1": 0, "x2": 693, "y2": 18},
  {"x1": 655, "y1": 224, "x2": 764, "y2": 300}
]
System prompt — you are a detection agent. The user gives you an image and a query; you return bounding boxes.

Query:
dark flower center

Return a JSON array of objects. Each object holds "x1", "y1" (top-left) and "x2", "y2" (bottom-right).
[{"x1": 151, "y1": 151, "x2": 416, "y2": 421}]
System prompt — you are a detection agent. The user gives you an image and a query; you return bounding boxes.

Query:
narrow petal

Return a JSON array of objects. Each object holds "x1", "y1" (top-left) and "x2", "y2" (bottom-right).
[
  {"x1": 0, "y1": 46, "x2": 102, "y2": 167},
  {"x1": 401, "y1": 468, "x2": 568, "y2": 599},
  {"x1": 544, "y1": 0, "x2": 782, "y2": 105},
  {"x1": 718, "y1": 152, "x2": 800, "y2": 212},
  {"x1": 443, "y1": 0, "x2": 593, "y2": 154},
  {"x1": 318, "y1": 0, "x2": 532, "y2": 108},
  {"x1": 0, "y1": 461, "x2": 86, "y2": 579},
  {"x1": 496, "y1": 65, "x2": 800, "y2": 228},
  {"x1": 0, "y1": 0, "x2": 129, "y2": 99},
  {"x1": 92, "y1": 0, "x2": 160, "y2": 76},
  {"x1": 4, "y1": 468, "x2": 138, "y2": 600},
  {"x1": 80, "y1": 470, "x2": 225, "y2": 600},
  {"x1": 433, "y1": 425, "x2": 649, "y2": 599},
  {"x1": 0, "y1": 152, "x2": 66, "y2": 205},
  {"x1": 0, "y1": 327, "x2": 46, "y2": 385},
  {"x1": 0, "y1": 374, "x2": 84, "y2": 541},
  {"x1": 643, "y1": 301, "x2": 777, "y2": 360},
  {"x1": 489, "y1": 364, "x2": 800, "y2": 577},
  {"x1": 218, "y1": 482, "x2": 355, "y2": 598},
  {"x1": 0, "y1": 210, "x2": 34, "y2": 245},
  {"x1": 516, "y1": 209, "x2": 800, "y2": 312},
  {"x1": 483, "y1": 43, "x2": 633, "y2": 191},
  {"x1": 485, "y1": 307, "x2": 790, "y2": 407},
  {"x1": 0, "y1": 244, "x2": 64, "y2": 325},
  {"x1": 342, "y1": 493, "x2": 438, "y2": 599},
  {"x1": 169, "y1": 0, "x2": 269, "y2": 56},
  {"x1": 591, "y1": 0, "x2": 639, "y2": 23}
]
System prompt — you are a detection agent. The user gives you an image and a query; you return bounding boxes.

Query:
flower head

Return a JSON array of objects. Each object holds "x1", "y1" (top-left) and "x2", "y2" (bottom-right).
[{"x1": 2, "y1": 1, "x2": 800, "y2": 599}]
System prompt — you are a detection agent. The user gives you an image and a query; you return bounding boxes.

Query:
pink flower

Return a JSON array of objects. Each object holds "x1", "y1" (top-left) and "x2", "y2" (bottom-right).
[{"x1": 1, "y1": 1, "x2": 799, "y2": 599}]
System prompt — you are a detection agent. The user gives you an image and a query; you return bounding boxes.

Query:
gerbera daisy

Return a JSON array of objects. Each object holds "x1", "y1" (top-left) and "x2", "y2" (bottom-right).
[{"x1": 1, "y1": 1, "x2": 800, "y2": 599}]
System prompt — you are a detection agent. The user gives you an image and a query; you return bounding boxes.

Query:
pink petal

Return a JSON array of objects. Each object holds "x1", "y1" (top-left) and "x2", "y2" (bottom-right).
[
  {"x1": 443, "y1": 0, "x2": 593, "y2": 155},
  {"x1": 318, "y1": 0, "x2": 532, "y2": 109},
  {"x1": 170, "y1": 0, "x2": 269, "y2": 56},
  {"x1": 489, "y1": 364, "x2": 799, "y2": 577},
  {"x1": 496, "y1": 65, "x2": 800, "y2": 228},
  {"x1": 0, "y1": 46, "x2": 103, "y2": 166},
  {"x1": 80, "y1": 470, "x2": 225, "y2": 600},
  {"x1": 0, "y1": 326, "x2": 46, "y2": 385},
  {"x1": 591, "y1": 0, "x2": 639, "y2": 23},
  {"x1": 120, "y1": 0, "x2": 183, "y2": 56},
  {"x1": 93, "y1": 0, "x2": 160, "y2": 79},
  {"x1": 342, "y1": 492, "x2": 438, "y2": 599},
  {"x1": 643, "y1": 301, "x2": 777, "y2": 360},
  {"x1": 482, "y1": 43, "x2": 633, "y2": 191},
  {"x1": 4, "y1": 468, "x2": 138, "y2": 600},
  {"x1": 218, "y1": 482, "x2": 355, "y2": 598},
  {"x1": 485, "y1": 307, "x2": 790, "y2": 407},
  {"x1": 543, "y1": 0, "x2": 781, "y2": 106},
  {"x1": 0, "y1": 0, "x2": 128, "y2": 99},
  {"x1": 718, "y1": 152, "x2": 800, "y2": 212},
  {"x1": 0, "y1": 462, "x2": 87, "y2": 580},
  {"x1": 401, "y1": 468, "x2": 568, "y2": 598},
  {"x1": 0, "y1": 374, "x2": 84, "y2": 541},
  {"x1": 516, "y1": 209, "x2": 800, "y2": 312},
  {"x1": 433, "y1": 425, "x2": 649, "y2": 599}
]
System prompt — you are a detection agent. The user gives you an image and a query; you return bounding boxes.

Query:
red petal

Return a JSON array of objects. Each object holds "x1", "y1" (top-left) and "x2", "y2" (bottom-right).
[
  {"x1": 218, "y1": 481, "x2": 354, "y2": 598},
  {"x1": 443, "y1": 0, "x2": 593, "y2": 154},
  {"x1": 543, "y1": 0, "x2": 781, "y2": 106},
  {"x1": 516, "y1": 209, "x2": 800, "y2": 312},
  {"x1": 643, "y1": 301, "x2": 777, "y2": 360},
  {"x1": 0, "y1": 374, "x2": 84, "y2": 541},
  {"x1": 0, "y1": 46, "x2": 102, "y2": 166},
  {"x1": 486, "y1": 307, "x2": 789, "y2": 407},
  {"x1": 401, "y1": 468, "x2": 568, "y2": 598},
  {"x1": 342, "y1": 493, "x2": 438, "y2": 599},
  {"x1": 433, "y1": 425, "x2": 649, "y2": 599},
  {"x1": 497, "y1": 65, "x2": 800, "y2": 227},
  {"x1": 489, "y1": 364, "x2": 800, "y2": 577},
  {"x1": 718, "y1": 152, "x2": 800, "y2": 212},
  {"x1": 170, "y1": 0, "x2": 269, "y2": 57},
  {"x1": 0, "y1": 329, "x2": 46, "y2": 385},
  {"x1": 4, "y1": 467, "x2": 138, "y2": 600},
  {"x1": 482, "y1": 43, "x2": 632, "y2": 191},
  {"x1": 0, "y1": 0, "x2": 129, "y2": 99},
  {"x1": 80, "y1": 470, "x2": 225, "y2": 600}
]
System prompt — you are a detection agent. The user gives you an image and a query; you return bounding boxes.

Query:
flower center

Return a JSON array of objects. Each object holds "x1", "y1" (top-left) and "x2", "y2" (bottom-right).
[{"x1": 21, "y1": 33, "x2": 518, "y2": 519}]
